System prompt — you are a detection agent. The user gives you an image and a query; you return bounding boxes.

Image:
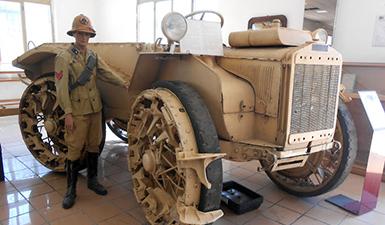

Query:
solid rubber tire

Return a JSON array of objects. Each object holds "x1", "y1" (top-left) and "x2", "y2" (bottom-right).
[{"x1": 153, "y1": 80, "x2": 223, "y2": 215}]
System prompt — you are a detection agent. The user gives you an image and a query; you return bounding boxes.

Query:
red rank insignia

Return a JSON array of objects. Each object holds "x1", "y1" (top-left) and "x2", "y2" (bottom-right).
[{"x1": 55, "y1": 71, "x2": 63, "y2": 80}]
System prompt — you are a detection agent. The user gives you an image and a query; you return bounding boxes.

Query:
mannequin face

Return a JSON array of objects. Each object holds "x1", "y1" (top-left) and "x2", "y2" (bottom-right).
[{"x1": 73, "y1": 31, "x2": 91, "y2": 50}]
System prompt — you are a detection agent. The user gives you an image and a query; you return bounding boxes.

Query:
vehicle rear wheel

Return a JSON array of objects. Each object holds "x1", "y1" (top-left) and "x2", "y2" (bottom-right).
[
  {"x1": 19, "y1": 76, "x2": 106, "y2": 172},
  {"x1": 128, "y1": 81, "x2": 223, "y2": 224},
  {"x1": 264, "y1": 101, "x2": 357, "y2": 196},
  {"x1": 106, "y1": 118, "x2": 128, "y2": 142}
]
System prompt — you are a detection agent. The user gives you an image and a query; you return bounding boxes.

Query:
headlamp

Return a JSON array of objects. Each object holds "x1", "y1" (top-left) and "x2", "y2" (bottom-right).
[
  {"x1": 312, "y1": 28, "x2": 328, "y2": 44},
  {"x1": 161, "y1": 12, "x2": 188, "y2": 42}
]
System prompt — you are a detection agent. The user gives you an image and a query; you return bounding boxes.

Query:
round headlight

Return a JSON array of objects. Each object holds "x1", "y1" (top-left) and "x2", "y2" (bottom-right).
[
  {"x1": 161, "y1": 12, "x2": 187, "y2": 42},
  {"x1": 312, "y1": 28, "x2": 328, "y2": 44}
]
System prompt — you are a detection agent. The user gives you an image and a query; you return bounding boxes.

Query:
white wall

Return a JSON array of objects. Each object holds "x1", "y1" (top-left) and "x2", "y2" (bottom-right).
[
  {"x1": 52, "y1": 0, "x2": 305, "y2": 43},
  {"x1": 52, "y1": 0, "x2": 98, "y2": 42},
  {"x1": 95, "y1": 0, "x2": 136, "y2": 42},
  {"x1": 216, "y1": 0, "x2": 305, "y2": 43},
  {"x1": 333, "y1": 0, "x2": 385, "y2": 63}
]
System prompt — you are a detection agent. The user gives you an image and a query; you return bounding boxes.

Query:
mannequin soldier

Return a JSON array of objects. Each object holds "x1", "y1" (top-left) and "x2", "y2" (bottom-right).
[{"x1": 55, "y1": 14, "x2": 127, "y2": 209}]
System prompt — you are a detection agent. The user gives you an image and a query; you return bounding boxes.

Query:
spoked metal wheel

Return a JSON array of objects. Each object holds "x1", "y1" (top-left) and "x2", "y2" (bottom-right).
[
  {"x1": 106, "y1": 118, "x2": 127, "y2": 142},
  {"x1": 19, "y1": 76, "x2": 67, "y2": 171},
  {"x1": 128, "y1": 87, "x2": 223, "y2": 225},
  {"x1": 264, "y1": 101, "x2": 357, "y2": 196}
]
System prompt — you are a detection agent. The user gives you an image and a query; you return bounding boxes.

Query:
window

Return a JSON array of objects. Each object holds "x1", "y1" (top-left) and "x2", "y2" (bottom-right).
[
  {"x1": 137, "y1": 0, "x2": 195, "y2": 43},
  {"x1": 0, "y1": 0, "x2": 53, "y2": 70},
  {"x1": 0, "y1": 1, "x2": 23, "y2": 66}
]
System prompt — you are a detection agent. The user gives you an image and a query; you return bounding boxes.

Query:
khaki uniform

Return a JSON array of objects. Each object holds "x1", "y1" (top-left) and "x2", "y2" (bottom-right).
[{"x1": 55, "y1": 44, "x2": 126, "y2": 160}]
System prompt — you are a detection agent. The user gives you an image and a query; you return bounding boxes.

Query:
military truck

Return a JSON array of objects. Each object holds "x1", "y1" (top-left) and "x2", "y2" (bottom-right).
[{"x1": 12, "y1": 11, "x2": 356, "y2": 225}]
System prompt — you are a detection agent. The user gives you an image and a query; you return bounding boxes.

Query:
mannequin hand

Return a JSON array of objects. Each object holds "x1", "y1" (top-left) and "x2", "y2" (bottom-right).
[{"x1": 65, "y1": 113, "x2": 75, "y2": 132}]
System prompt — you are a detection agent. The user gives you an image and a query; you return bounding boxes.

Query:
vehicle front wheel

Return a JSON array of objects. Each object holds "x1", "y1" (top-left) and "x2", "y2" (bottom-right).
[
  {"x1": 263, "y1": 101, "x2": 357, "y2": 196},
  {"x1": 127, "y1": 80, "x2": 223, "y2": 224}
]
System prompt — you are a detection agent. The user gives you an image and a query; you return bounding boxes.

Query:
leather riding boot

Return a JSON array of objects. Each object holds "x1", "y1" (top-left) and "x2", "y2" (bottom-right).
[
  {"x1": 62, "y1": 160, "x2": 79, "y2": 209},
  {"x1": 87, "y1": 153, "x2": 108, "y2": 195}
]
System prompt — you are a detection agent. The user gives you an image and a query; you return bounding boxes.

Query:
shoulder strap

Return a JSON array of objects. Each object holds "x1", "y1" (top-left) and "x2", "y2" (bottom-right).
[{"x1": 69, "y1": 52, "x2": 97, "y2": 92}]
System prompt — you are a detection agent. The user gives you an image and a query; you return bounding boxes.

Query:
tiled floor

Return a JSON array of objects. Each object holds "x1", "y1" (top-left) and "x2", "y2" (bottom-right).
[{"x1": 0, "y1": 115, "x2": 384, "y2": 225}]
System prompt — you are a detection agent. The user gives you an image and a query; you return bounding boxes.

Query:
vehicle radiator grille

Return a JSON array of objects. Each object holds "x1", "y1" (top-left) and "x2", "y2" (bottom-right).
[{"x1": 290, "y1": 64, "x2": 340, "y2": 134}]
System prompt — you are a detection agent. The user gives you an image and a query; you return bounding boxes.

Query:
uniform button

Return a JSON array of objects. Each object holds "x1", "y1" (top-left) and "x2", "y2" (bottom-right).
[
  {"x1": 89, "y1": 89, "x2": 92, "y2": 91},
  {"x1": 92, "y1": 99, "x2": 95, "y2": 101}
]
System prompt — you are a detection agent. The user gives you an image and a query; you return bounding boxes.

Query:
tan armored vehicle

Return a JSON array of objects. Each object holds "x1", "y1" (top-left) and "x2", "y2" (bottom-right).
[{"x1": 13, "y1": 11, "x2": 356, "y2": 225}]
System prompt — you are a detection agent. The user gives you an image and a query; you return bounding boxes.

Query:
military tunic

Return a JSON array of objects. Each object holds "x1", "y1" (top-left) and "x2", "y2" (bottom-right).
[{"x1": 55, "y1": 44, "x2": 126, "y2": 160}]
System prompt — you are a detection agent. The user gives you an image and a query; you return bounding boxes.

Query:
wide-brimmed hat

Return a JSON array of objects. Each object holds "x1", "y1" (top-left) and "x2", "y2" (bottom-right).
[{"x1": 67, "y1": 14, "x2": 96, "y2": 37}]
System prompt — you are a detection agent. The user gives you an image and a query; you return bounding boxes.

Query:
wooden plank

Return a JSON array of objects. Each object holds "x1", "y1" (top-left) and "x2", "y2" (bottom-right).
[{"x1": 0, "y1": 108, "x2": 19, "y2": 117}]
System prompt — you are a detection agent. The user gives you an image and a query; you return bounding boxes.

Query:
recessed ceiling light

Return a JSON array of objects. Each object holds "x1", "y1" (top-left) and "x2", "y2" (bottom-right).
[{"x1": 316, "y1": 10, "x2": 328, "y2": 14}]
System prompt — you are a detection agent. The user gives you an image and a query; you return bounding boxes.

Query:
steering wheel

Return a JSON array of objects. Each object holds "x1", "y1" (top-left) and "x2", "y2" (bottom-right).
[{"x1": 185, "y1": 10, "x2": 224, "y2": 27}]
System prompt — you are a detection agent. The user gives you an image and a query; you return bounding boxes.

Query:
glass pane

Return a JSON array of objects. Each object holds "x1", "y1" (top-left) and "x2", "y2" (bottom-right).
[
  {"x1": 0, "y1": 1, "x2": 24, "y2": 67},
  {"x1": 191, "y1": 0, "x2": 221, "y2": 22},
  {"x1": 155, "y1": 0, "x2": 171, "y2": 42},
  {"x1": 193, "y1": 0, "x2": 219, "y2": 11},
  {"x1": 173, "y1": 0, "x2": 191, "y2": 16},
  {"x1": 138, "y1": 2, "x2": 154, "y2": 43},
  {"x1": 24, "y1": 2, "x2": 53, "y2": 49}
]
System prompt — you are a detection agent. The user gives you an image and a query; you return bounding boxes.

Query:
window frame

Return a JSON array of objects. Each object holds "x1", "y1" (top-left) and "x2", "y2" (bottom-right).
[
  {"x1": 136, "y1": 0, "x2": 196, "y2": 42},
  {"x1": 0, "y1": 0, "x2": 54, "y2": 52}
]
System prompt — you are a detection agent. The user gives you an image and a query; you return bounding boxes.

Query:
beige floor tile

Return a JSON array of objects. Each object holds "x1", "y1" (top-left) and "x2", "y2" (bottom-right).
[
  {"x1": 262, "y1": 204, "x2": 301, "y2": 225},
  {"x1": 225, "y1": 167, "x2": 254, "y2": 180},
  {"x1": 222, "y1": 160, "x2": 240, "y2": 172},
  {"x1": 350, "y1": 210, "x2": 385, "y2": 225},
  {"x1": 223, "y1": 172, "x2": 243, "y2": 183},
  {"x1": 1, "y1": 210, "x2": 46, "y2": 225},
  {"x1": 28, "y1": 166, "x2": 52, "y2": 177},
  {"x1": 5, "y1": 169, "x2": 43, "y2": 189},
  {"x1": 101, "y1": 185, "x2": 130, "y2": 202},
  {"x1": 305, "y1": 205, "x2": 347, "y2": 225},
  {"x1": 0, "y1": 199, "x2": 33, "y2": 220},
  {"x1": 118, "y1": 180, "x2": 133, "y2": 191},
  {"x1": 97, "y1": 162, "x2": 122, "y2": 177},
  {"x1": 29, "y1": 191, "x2": 62, "y2": 209},
  {"x1": 38, "y1": 203, "x2": 79, "y2": 222},
  {"x1": 6, "y1": 146, "x2": 31, "y2": 157},
  {"x1": 214, "y1": 217, "x2": 235, "y2": 225},
  {"x1": 340, "y1": 216, "x2": 377, "y2": 225},
  {"x1": 75, "y1": 192, "x2": 107, "y2": 209},
  {"x1": 222, "y1": 206, "x2": 259, "y2": 225},
  {"x1": 257, "y1": 184, "x2": 287, "y2": 204},
  {"x1": 94, "y1": 176, "x2": 116, "y2": 189},
  {"x1": 126, "y1": 207, "x2": 147, "y2": 224},
  {"x1": 98, "y1": 212, "x2": 141, "y2": 225},
  {"x1": 2, "y1": 158, "x2": 27, "y2": 173},
  {"x1": 19, "y1": 183, "x2": 54, "y2": 199},
  {"x1": 82, "y1": 202, "x2": 121, "y2": 223},
  {"x1": 110, "y1": 191, "x2": 140, "y2": 210},
  {"x1": 19, "y1": 159, "x2": 45, "y2": 169},
  {"x1": 317, "y1": 199, "x2": 351, "y2": 215},
  {"x1": 244, "y1": 215, "x2": 282, "y2": 225},
  {"x1": 44, "y1": 177, "x2": 67, "y2": 191},
  {"x1": 50, "y1": 212, "x2": 94, "y2": 225},
  {"x1": 245, "y1": 173, "x2": 272, "y2": 187},
  {"x1": 238, "y1": 160, "x2": 261, "y2": 172},
  {"x1": 0, "y1": 182, "x2": 16, "y2": 195},
  {"x1": 375, "y1": 199, "x2": 385, "y2": 215},
  {"x1": 291, "y1": 215, "x2": 327, "y2": 225},
  {"x1": 39, "y1": 172, "x2": 65, "y2": 182},
  {"x1": 5, "y1": 169, "x2": 35, "y2": 182},
  {"x1": 0, "y1": 191, "x2": 25, "y2": 207},
  {"x1": 277, "y1": 195, "x2": 316, "y2": 214},
  {"x1": 236, "y1": 179, "x2": 264, "y2": 192},
  {"x1": 107, "y1": 172, "x2": 132, "y2": 184},
  {"x1": 1, "y1": 153, "x2": 15, "y2": 159},
  {"x1": 15, "y1": 155, "x2": 36, "y2": 162}
]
